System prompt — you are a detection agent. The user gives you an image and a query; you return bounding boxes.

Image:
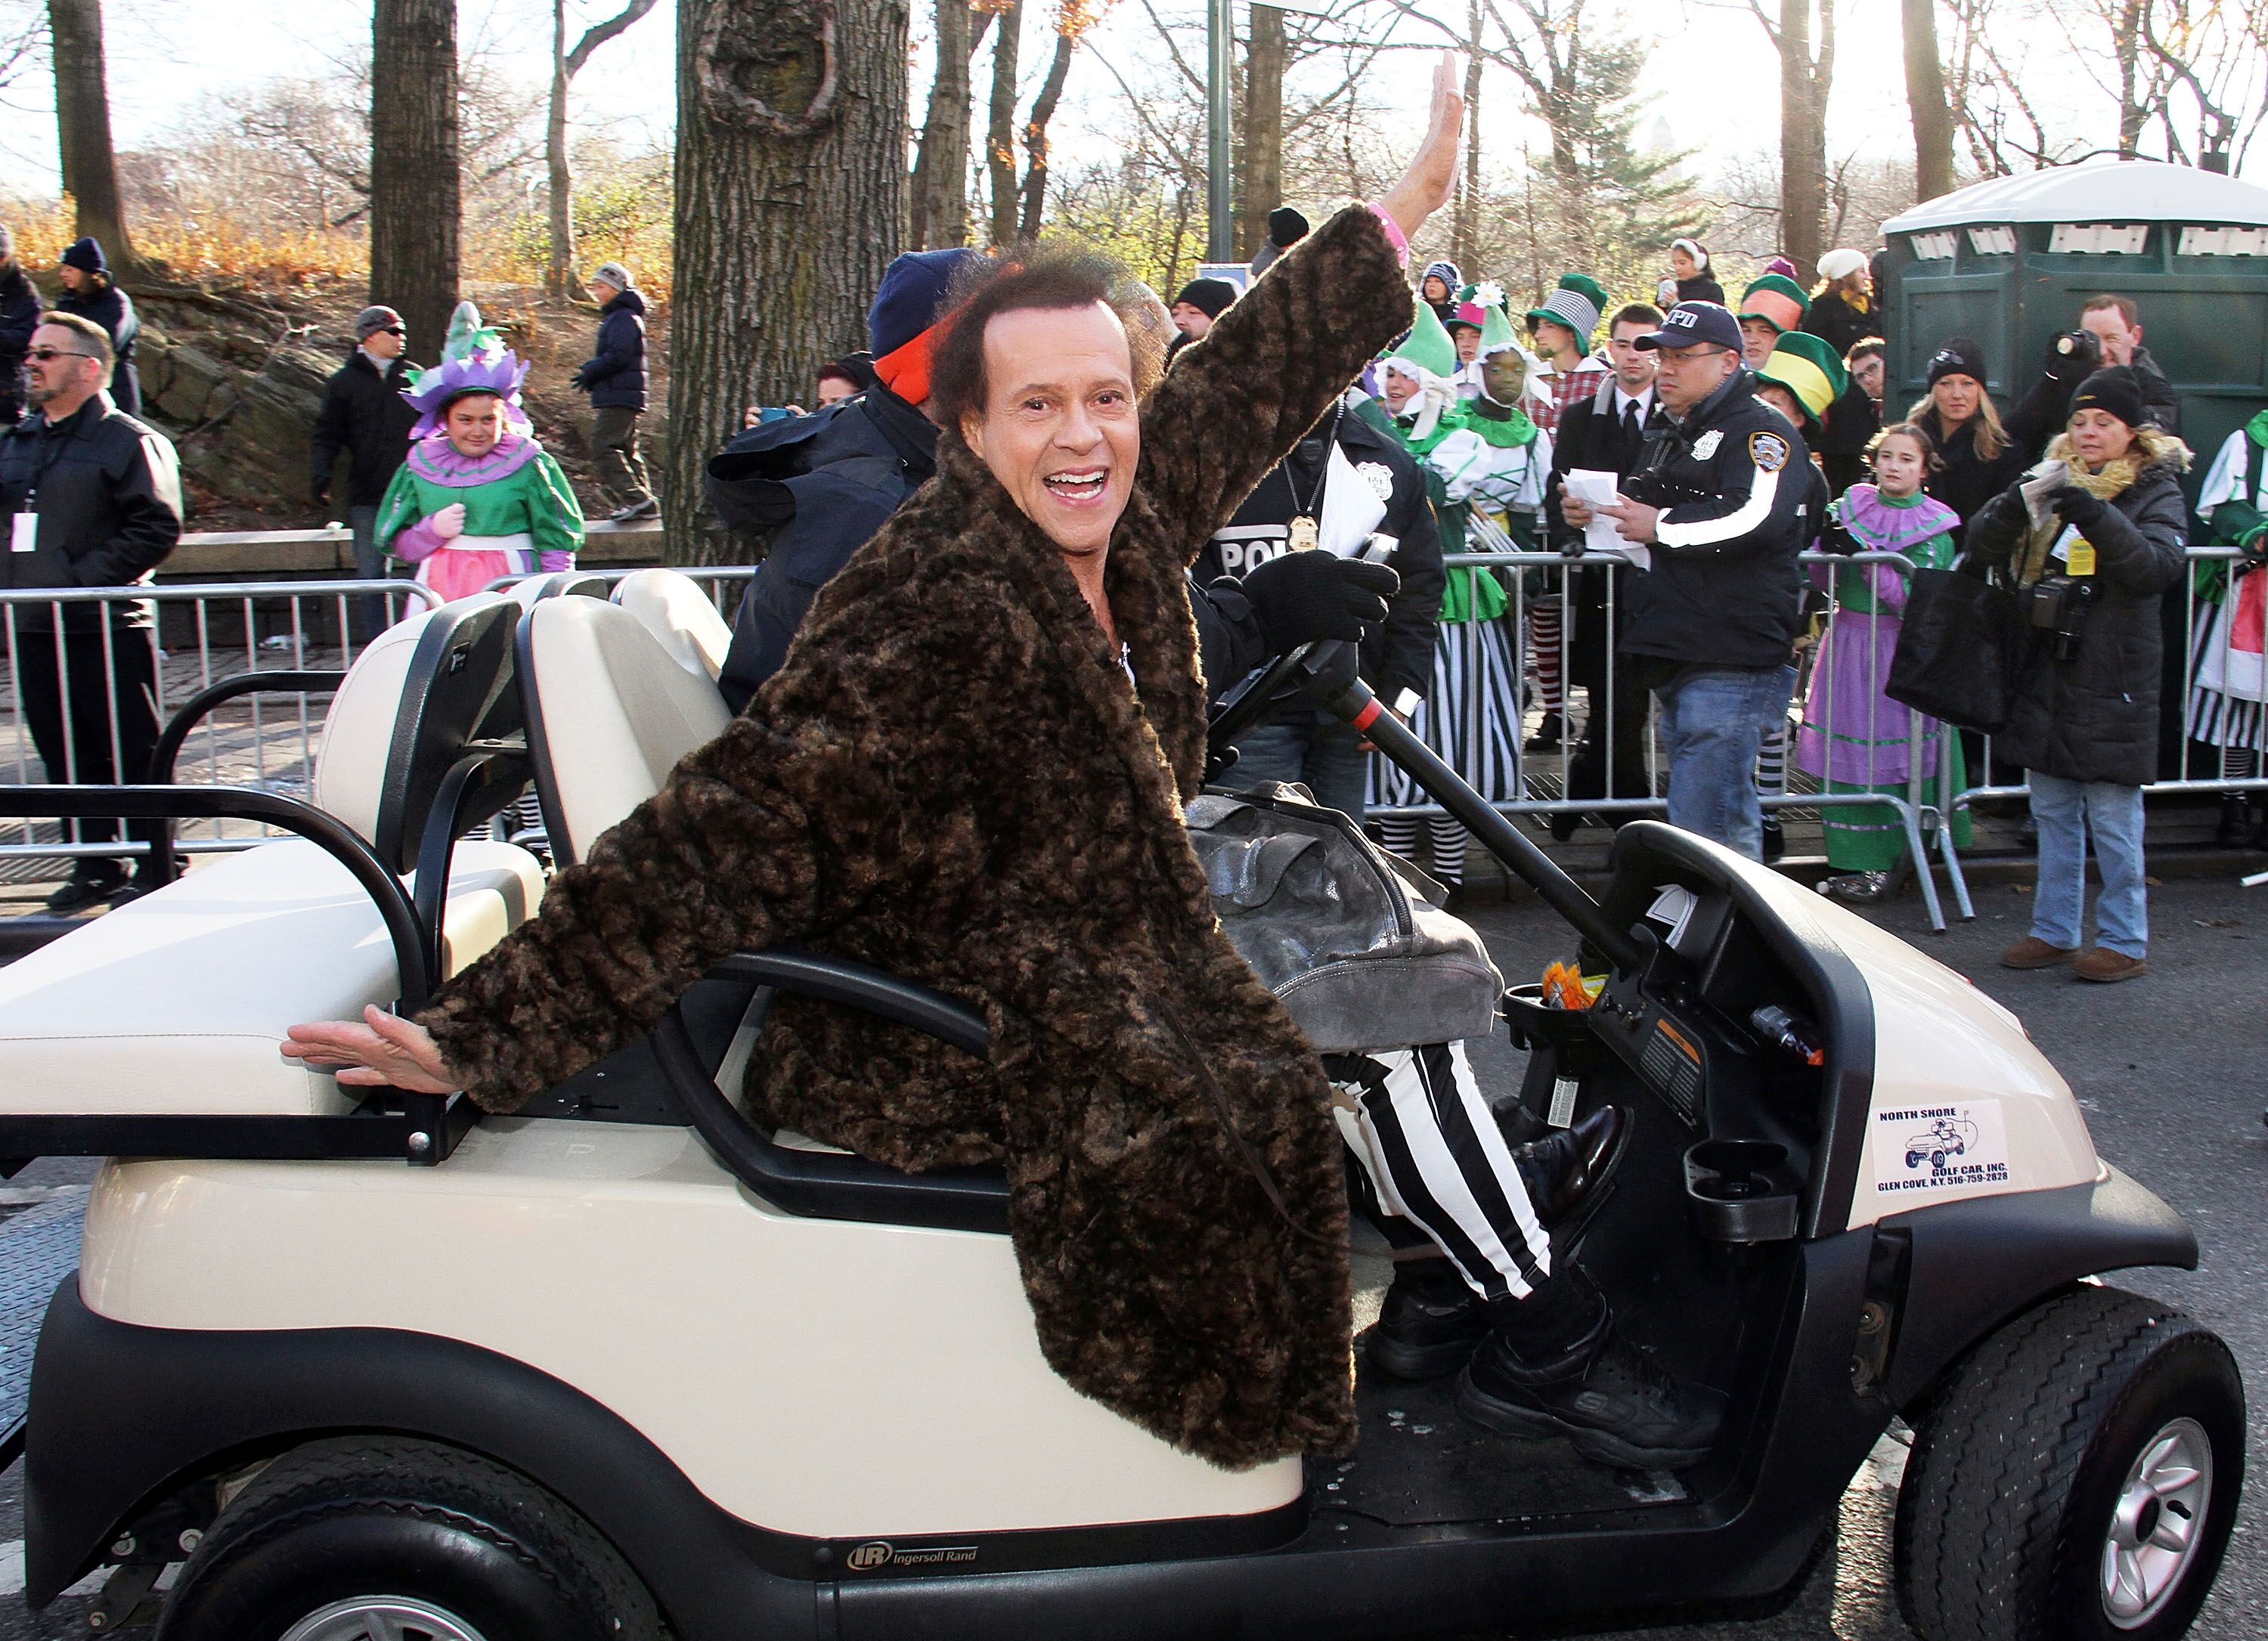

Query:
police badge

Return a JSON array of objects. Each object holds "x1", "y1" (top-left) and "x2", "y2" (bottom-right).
[
  {"x1": 1693, "y1": 429, "x2": 1722, "y2": 459},
  {"x1": 1356, "y1": 461, "x2": 1396, "y2": 501}
]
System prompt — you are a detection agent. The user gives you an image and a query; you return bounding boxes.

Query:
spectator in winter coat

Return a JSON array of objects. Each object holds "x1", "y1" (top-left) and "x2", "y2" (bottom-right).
[
  {"x1": 0, "y1": 313, "x2": 182, "y2": 911},
  {"x1": 1816, "y1": 338, "x2": 1887, "y2": 494},
  {"x1": 1963, "y1": 367, "x2": 2190, "y2": 984},
  {"x1": 1247, "y1": 206, "x2": 1309, "y2": 279},
  {"x1": 1418, "y1": 259, "x2": 1461, "y2": 324},
  {"x1": 573, "y1": 261, "x2": 656, "y2": 522},
  {"x1": 1166, "y1": 277, "x2": 1238, "y2": 364},
  {"x1": 311, "y1": 304, "x2": 423, "y2": 640},
  {"x1": 53, "y1": 237, "x2": 139, "y2": 418},
  {"x1": 1907, "y1": 336, "x2": 2025, "y2": 546},
  {"x1": 1801, "y1": 249, "x2": 1876, "y2": 361},
  {"x1": 1737, "y1": 273, "x2": 1809, "y2": 370},
  {"x1": 0, "y1": 224, "x2": 41, "y2": 426},
  {"x1": 1661, "y1": 237, "x2": 1724, "y2": 308},
  {"x1": 2006, "y1": 294, "x2": 2180, "y2": 461}
]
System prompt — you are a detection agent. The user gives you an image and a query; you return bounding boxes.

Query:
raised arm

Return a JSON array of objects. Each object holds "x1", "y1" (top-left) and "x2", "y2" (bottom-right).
[{"x1": 1135, "y1": 52, "x2": 1464, "y2": 556}]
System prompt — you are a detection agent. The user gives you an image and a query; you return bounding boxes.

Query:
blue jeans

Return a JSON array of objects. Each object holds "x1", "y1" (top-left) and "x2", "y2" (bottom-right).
[
  {"x1": 1229, "y1": 712, "x2": 1372, "y2": 822},
  {"x1": 2027, "y1": 773, "x2": 2148, "y2": 957},
  {"x1": 1654, "y1": 664, "x2": 1798, "y2": 861}
]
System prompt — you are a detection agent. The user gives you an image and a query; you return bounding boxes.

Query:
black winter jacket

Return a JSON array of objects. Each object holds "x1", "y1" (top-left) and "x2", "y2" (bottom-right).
[
  {"x1": 2007, "y1": 345, "x2": 2180, "y2": 462},
  {"x1": 712, "y1": 386, "x2": 1285, "y2": 715},
  {"x1": 54, "y1": 279, "x2": 140, "y2": 419},
  {"x1": 1961, "y1": 441, "x2": 2189, "y2": 785},
  {"x1": 1914, "y1": 408, "x2": 2028, "y2": 546},
  {"x1": 0, "y1": 392, "x2": 183, "y2": 630},
  {"x1": 1675, "y1": 274, "x2": 1726, "y2": 307},
  {"x1": 0, "y1": 263, "x2": 41, "y2": 420},
  {"x1": 1802, "y1": 289, "x2": 1878, "y2": 360},
  {"x1": 1618, "y1": 370, "x2": 1811, "y2": 670},
  {"x1": 1547, "y1": 380, "x2": 1668, "y2": 686},
  {"x1": 1193, "y1": 404, "x2": 1445, "y2": 708},
  {"x1": 575, "y1": 289, "x2": 648, "y2": 410},
  {"x1": 310, "y1": 351, "x2": 422, "y2": 509}
]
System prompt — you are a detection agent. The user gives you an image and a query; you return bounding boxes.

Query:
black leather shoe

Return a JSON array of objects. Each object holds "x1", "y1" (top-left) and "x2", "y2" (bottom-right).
[
  {"x1": 2217, "y1": 794, "x2": 2251, "y2": 847},
  {"x1": 1760, "y1": 817, "x2": 1786, "y2": 862},
  {"x1": 1509, "y1": 1105, "x2": 1625, "y2": 1228},
  {"x1": 44, "y1": 872, "x2": 127, "y2": 915},
  {"x1": 1367, "y1": 1262, "x2": 1489, "y2": 1381},
  {"x1": 1525, "y1": 711, "x2": 1564, "y2": 754},
  {"x1": 1458, "y1": 1314, "x2": 1725, "y2": 1469},
  {"x1": 1548, "y1": 809, "x2": 1584, "y2": 843}
]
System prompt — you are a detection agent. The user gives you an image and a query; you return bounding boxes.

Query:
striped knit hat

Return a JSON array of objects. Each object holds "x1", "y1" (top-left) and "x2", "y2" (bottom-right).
[
  {"x1": 1756, "y1": 330, "x2": 1848, "y2": 423},
  {"x1": 1523, "y1": 273, "x2": 1608, "y2": 346},
  {"x1": 1739, "y1": 273, "x2": 1810, "y2": 335}
]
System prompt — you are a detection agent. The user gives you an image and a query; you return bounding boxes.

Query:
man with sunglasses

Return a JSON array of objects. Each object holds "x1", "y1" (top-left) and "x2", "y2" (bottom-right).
[
  {"x1": 311, "y1": 306, "x2": 422, "y2": 641},
  {"x1": 1, "y1": 313, "x2": 184, "y2": 912}
]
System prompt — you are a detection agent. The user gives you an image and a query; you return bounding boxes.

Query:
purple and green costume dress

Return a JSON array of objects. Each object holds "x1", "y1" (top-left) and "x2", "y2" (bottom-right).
[
  {"x1": 1795, "y1": 483, "x2": 1972, "y2": 871},
  {"x1": 375, "y1": 432, "x2": 584, "y2": 603}
]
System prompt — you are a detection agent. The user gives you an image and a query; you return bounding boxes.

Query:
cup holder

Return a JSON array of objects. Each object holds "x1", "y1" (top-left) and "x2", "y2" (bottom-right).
[
  {"x1": 1684, "y1": 1138, "x2": 1799, "y2": 1242},
  {"x1": 1501, "y1": 983, "x2": 1595, "y2": 1054}
]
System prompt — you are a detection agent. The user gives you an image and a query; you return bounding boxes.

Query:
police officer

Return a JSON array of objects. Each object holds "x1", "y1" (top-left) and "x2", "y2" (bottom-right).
[
  {"x1": 1560, "y1": 301, "x2": 1809, "y2": 860},
  {"x1": 1194, "y1": 393, "x2": 1445, "y2": 821}
]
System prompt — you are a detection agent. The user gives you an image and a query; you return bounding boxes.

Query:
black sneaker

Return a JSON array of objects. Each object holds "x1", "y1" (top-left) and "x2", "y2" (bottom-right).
[
  {"x1": 1760, "y1": 817, "x2": 1786, "y2": 862},
  {"x1": 609, "y1": 497, "x2": 660, "y2": 523},
  {"x1": 44, "y1": 872, "x2": 128, "y2": 915},
  {"x1": 1457, "y1": 1317, "x2": 1725, "y2": 1469},
  {"x1": 1367, "y1": 1264, "x2": 1489, "y2": 1381}
]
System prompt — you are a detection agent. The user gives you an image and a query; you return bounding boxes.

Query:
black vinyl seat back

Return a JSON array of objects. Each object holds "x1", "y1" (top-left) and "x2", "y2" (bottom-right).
[{"x1": 371, "y1": 596, "x2": 528, "y2": 875}]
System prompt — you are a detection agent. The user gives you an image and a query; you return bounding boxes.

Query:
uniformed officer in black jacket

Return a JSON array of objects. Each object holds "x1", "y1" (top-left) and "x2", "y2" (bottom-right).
[
  {"x1": 1193, "y1": 395, "x2": 1446, "y2": 821},
  {"x1": 1561, "y1": 302, "x2": 1810, "y2": 860},
  {"x1": 0, "y1": 312, "x2": 183, "y2": 911},
  {"x1": 710, "y1": 252, "x2": 1400, "y2": 717}
]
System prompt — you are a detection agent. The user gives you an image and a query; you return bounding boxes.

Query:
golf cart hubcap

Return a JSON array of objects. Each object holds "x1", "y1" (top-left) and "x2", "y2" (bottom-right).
[
  {"x1": 278, "y1": 1596, "x2": 490, "y2": 1641},
  {"x1": 2100, "y1": 1416, "x2": 2213, "y2": 1629}
]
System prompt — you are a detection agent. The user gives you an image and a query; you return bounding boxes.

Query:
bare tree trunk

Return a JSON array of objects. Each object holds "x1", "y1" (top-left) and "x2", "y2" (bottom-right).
[
  {"x1": 668, "y1": 0, "x2": 909, "y2": 564},
  {"x1": 2114, "y1": 0, "x2": 2146, "y2": 156},
  {"x1": 371, "y1": 0, "x2": 460, "y2": 360},
  {"x1": 910, "y1": 0, "x2": 974, "y2": 246},
  {"x1": 1777, "y1": 0, "x2": 1826, "y2": 271},
  {"x1": 1452, "y1": 0, "x2": 1481, "y2": 271},
  {"x1": 46, "y1": 0, "x2": 138, "y2": 269},
  {"x1": 986, "y1": 0, "x2": 1022, "y2": 246},
  {"x1": 547, "y1": 0, "x2": 658, "y2": 302},
  {"x1": 1017, "y1": 26, "x2": 1075, "y2": 240},
  {"x1": 1237, "y1": 4, "x2": 1285, "y2": 260},
  {"x1": 1901, "y1": 0, "x2": 1954, "y2": 201}
]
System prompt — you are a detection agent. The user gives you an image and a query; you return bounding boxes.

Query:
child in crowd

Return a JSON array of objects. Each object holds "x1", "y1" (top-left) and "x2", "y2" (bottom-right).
[
  {"x1": 1796, "y1": 423, "x2": 1972, "y2": 901},
  {"x1": 377, "y1": 303, "x2": 584, "y2": 602}
]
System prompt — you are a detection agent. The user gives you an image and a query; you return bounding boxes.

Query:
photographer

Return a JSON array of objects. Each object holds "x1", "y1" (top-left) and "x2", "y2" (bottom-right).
[
  {"x1": 1963, "y1": 367, "x2": 2189, "y2": 983},
  {"x1": 2007, "y1": 296, "x2": 2179, "y2": 461}
]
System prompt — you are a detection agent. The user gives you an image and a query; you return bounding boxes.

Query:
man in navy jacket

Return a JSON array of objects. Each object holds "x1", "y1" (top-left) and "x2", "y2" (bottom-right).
[{"x1": 574, "y1": 262, "x2": 655, "y2": 522}]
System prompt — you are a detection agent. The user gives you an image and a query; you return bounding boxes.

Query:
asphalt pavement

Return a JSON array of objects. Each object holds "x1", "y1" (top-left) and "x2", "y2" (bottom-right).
[{"x1": 0, "y1": 873, "x2": 2262, "y2": 1638}]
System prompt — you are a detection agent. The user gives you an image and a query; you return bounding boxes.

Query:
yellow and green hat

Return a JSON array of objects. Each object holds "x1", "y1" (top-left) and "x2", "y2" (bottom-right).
[
  {"x1": 1756, "y1": 329, "x2": 1848, "y2": 423},
  {"x1": 1738, "y1": 273, "x2": 1810, "y2": 335}
]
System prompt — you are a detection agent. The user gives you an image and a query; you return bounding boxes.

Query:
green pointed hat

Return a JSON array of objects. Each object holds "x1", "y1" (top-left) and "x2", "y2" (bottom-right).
[
  {"x1": 1467, "y1": 279, "x2": 1518, "y2": 351},
  {"x1": 1757, "y1": 329, "x2": 1849, "y2": 423},
  {"x1": 1383, "y1": 298, "x2": 1459, "y2": 384},
  {"x1": 1738, "y1": 273, "x2": 1810, "y2": 334},
  {"x1": 1523, "y1": 272, "x2": 1609, "y2": 344}
]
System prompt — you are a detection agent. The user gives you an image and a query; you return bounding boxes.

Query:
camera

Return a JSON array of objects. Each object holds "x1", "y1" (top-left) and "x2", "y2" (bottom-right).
[
  {"x1": 2024, "y1": 572, "x2": 2096, "y2": 661},
  {"x1": 2047, "y1": 327, "x2": 2102, "y2": 379}
]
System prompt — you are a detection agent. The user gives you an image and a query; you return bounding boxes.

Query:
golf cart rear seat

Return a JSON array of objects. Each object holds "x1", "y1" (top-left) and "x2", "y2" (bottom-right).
[{"x1": 0, "y1": 598, "x2": 543, "y2": 1129}]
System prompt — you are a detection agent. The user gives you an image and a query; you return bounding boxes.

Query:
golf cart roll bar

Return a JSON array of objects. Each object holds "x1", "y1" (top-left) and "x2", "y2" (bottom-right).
[{"x1": 652, "y1": 951, "x2": 1010, "y2": 1235}]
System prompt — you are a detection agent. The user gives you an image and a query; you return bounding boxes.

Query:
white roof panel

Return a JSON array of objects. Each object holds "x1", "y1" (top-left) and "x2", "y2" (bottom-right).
[{"x1": 1882, "y1": 159, "x2": 2268, "y2": 234}]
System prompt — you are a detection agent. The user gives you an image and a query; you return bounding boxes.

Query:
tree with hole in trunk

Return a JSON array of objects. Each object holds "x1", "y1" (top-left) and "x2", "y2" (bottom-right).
[
  {"x1": 666, "y1": 0, "x2": 909, "y2": 565},
  {"x1": 370, "y1": 0, "x2": 460, "y2": 362},
  {"x1": 46, "y1": 0, "x2": 139, "y2": 273}
]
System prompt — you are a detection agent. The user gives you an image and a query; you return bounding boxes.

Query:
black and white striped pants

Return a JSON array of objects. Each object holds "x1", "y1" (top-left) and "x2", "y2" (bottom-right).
[{"x1": 1330, "y1": 1041, "x2": 1551, "y2": 1302}]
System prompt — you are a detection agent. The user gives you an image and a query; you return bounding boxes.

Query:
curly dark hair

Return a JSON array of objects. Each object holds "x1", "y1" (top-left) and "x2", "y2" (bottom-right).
[{"x1": 928, "y1": 243, "x2": 1170, "y2": 433}]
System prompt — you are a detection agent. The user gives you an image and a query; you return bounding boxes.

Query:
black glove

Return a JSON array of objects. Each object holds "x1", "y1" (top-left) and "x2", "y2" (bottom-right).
[
  {"x1": 1241, "y1": 550, "x2": 1400, "y2": 653},
  {"x1": 2043, "y1": 328, "x2": 2099, "y2": 383},
  {"x1": 1818, "y1": 519, "x2": 1863, "y2": 556},
  {"x1": 2046, "y1": 483, "x2": 2109, "y2": 532}
]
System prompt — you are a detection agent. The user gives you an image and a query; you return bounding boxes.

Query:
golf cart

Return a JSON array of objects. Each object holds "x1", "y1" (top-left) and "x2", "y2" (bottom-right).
[{"x1": 0, "y1": 574, "x2": 2241, "y2": 1640}]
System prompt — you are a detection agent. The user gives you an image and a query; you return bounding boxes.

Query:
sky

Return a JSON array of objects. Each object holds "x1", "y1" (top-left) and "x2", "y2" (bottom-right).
[{"x1": 0, "y1": 0, "x2": 2254, "y2": 212}]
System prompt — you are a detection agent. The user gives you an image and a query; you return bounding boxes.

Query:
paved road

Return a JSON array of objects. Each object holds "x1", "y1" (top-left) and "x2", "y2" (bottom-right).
[{"x1": 0, "y1": 874, "x2": 2261, "y2": 1637}]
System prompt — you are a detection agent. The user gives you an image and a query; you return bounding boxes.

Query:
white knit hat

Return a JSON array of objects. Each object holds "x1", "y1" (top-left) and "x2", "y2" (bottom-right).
[{"x1": 1817, "y1": 248, "x2": 1868, "y2": 283}]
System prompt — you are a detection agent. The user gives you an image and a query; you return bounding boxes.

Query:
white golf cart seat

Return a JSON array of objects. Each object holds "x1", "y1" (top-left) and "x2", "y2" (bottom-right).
[
  {"x1": 0, "y1": 600, "x2": 545, "y2": 1119},
  {"x1": 610, "y1": 568, "x2": 735, "y2": 683},
  {"x1": 519, "y1": 595, "x2": 732, "y2": 865}
]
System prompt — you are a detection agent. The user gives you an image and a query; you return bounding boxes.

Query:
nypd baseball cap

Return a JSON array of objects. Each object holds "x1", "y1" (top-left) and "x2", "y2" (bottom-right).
[{"x1": 1636, "y1": 301, "x2": 1743, "y2": 354}]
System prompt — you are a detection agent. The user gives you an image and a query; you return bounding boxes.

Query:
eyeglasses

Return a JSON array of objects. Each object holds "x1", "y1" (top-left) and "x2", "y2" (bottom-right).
[
  {"x1": 24, "y1": 348, "x2": 97, "y2": 363},
  {"x1": 377, "y1": 326, "x2": 405, "y2": 336}
]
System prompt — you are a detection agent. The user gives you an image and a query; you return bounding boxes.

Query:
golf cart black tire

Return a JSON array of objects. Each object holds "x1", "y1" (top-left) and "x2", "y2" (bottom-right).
[
  {"x1": 155, "y1": 1435, "x2": 668, "y2": 1641},
  {"x1": 1893, "y1": 1283, "x2": 2244, "y2": 1641}
]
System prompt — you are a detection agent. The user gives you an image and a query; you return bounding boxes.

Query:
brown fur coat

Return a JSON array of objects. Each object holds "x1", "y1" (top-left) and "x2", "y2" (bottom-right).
[{"x1": 419, "y1": 205, "x2": 1413, "y2": 1469}]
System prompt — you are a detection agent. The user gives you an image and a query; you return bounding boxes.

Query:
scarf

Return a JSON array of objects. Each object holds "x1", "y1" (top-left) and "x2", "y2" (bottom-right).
[
  {"x1": 1460, "y1": 398, "x2": 1538, "y2": 449},
  {"x1": 1840, "y1": 483, "x2": 1960, "y2": 556},
  {"x1": 2012, "y1": 429, "x2": 2190, "y2": 585}
]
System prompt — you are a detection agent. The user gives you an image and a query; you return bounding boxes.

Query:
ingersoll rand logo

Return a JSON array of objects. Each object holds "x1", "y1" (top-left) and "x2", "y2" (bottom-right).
[{"x1": 844, "y1": 1540, "x2": 980, "y2": 1571}]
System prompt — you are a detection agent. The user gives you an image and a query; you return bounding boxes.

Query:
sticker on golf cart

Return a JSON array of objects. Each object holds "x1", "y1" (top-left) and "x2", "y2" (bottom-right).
[{"x1": 1870, "y1": 1101, "x2": 2009, "y2": 1197}]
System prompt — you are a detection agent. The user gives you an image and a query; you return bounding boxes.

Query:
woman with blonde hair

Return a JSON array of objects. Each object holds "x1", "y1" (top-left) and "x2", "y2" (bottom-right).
[{"x1": 1907, "y1": 336, "x2": 2025, "y2": 546}]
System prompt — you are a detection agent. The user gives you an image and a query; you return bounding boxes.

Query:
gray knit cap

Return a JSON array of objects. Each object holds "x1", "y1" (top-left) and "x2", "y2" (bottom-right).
[
  {"x1": 354, "y1": 305, "x2": 404, "y2": 342},
  {"x1": 587, "y1": 261, "x2": 634, "y2": 292}
]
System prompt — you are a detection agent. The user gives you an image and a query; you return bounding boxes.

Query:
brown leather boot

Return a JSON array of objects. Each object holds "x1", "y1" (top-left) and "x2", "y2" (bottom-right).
[
  {"x1": 2000, "y1": 936, "x2": 2077, "y2": 970},
  {"x1": 2073, "y1": 947, "x2": 2148, "y2": 983}
]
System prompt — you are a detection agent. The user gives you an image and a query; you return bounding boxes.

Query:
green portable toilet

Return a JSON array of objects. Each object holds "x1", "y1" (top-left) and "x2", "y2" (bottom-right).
[{"x1": 1880, "y1": 159, "x2": 2268, "y2": 494}]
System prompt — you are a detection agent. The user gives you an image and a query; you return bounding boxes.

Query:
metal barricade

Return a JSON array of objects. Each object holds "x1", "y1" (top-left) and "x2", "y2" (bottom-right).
[
  {"x1": 1, "y1": 581, "x2": 440, "y2": 876},
  {"x1": 1359, "y1": 537, "x2": 1963, "y2": 930},
  {"x1": 1950, "y1": 543, "x2": 2268, "y2": 825}
]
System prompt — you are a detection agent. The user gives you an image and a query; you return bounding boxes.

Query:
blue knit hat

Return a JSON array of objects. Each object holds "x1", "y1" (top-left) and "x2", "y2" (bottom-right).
[
  {"x1": 868, "y1": 248, "x2": 987, "y2": 358},
  {"x1": 61, "y1": 236, "x2": 105, "y2": 274}
]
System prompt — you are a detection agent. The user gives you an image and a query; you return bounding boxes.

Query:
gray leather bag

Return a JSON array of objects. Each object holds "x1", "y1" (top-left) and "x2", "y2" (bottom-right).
[{"x1": 1185, "y1": 785, "x2": 1504, "y2": 1054}]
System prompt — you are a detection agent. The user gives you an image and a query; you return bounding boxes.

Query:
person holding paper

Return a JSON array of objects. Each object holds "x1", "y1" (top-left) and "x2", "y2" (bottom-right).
[
  {"x1": 1545, "y1": 302, "x2": 1670, "y2": 835},
  {"x1": 1557, "y1": 301, "x2": 1809, "y2": 861}
]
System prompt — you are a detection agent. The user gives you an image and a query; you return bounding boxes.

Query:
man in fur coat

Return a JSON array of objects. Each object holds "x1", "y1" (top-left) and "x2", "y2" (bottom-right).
[{"x1": 286, "y1": 59, "x2": 1717, "y2": 1473}]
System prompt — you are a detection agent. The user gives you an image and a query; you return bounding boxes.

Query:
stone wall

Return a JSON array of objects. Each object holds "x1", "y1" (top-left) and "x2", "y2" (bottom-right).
[{"x1": 135, "y1": 305, "x2": 336, "y2": 516}]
